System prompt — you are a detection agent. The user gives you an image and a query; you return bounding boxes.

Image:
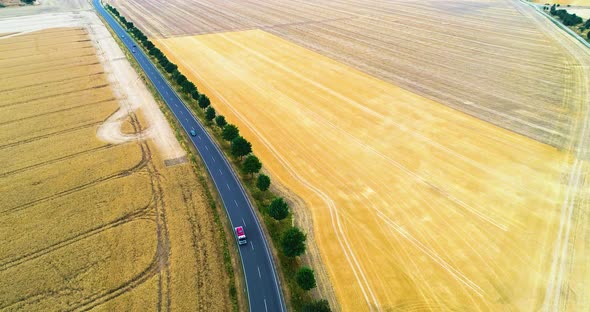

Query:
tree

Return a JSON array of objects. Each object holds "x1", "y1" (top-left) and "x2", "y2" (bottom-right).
[
  {"x1": 182, "y1": 80, "x2": 196, "y2": 93},
  {"x1": 230, "y1": 136, "x2": 252, "y2": 159},
  {"x1": 588, "y1": 31, "x2": 590, "y2": 40},
  {"x1": 268, "y1": 197, "x2": 288, "y2": 220},
  {"x1": 171, "y1": 69, "x2": 181, "y2": 80},
  {"x1": 164, "y1": 62, "x2": 178, "y2": 73},
  {"x1": 191, "y1": 90, "x2": 200, "y2": 101},
  {"x1": 205, "y1": 106, "x2": 216, "y2": 122},
  {"x1": 280, "y1": 227, "x2": 306, "y2": 257},
  {"x1": 256, "y1": 174, "x2": 271, "y2": 192},
  {"x1": 176, "y1": 74, "x2": 187, "y2": 86},
  {"x1": 149, "y1": 47, "x2": 162, "y2": 57},
  {"x1": 222, "y1": 124, "x2": 239, "y2": 142},
  {"x1": 215, "y1": 115, "x2": 227, "y2": 128},
  {"x1": 296, "y1": 267, "x2": 317, "y2": 290},
  {"x1": 198, "y1": 94, "x2": 211, "y2": 109},
  {"x1": 242, "y1": 154, "x2": 262, "y2": 177},
  {"x1": 144, "y1": 40, "x2": 155, "y2": 50},
  {"x1": 302, "y1": 300, "x2": 331, "y2": 312}
]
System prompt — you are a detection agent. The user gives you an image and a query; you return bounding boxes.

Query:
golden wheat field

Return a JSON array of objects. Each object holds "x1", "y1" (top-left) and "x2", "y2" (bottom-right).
[
  {"x1": 0, "y1": 28, "x2": 231, "y2": 310},
  {"x1": 155, "y1": 29, "x2": 590, "y2": 311}
]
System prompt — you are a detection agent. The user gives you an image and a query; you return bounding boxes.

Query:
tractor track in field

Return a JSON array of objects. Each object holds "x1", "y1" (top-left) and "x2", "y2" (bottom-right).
[
  {"x1": 0, "y1": 83, "x2": 109, "y2": 109},
  {"x1": 0, "y1": 198, "x2": 155, "y2": 271},
  {"x1": 0, "y1": 71, "x2": 105, "y2": 93},
  {"x1": 0, "y1": 148, "x2": 149, "y2": 215},
  {"x1": 0, "y1": 121, "x2": 104, "y2": 150},
  {"x1": 0, "y1": 61, "x2": 102, "y2": 80},
  {"x1": 0, "y1": 97, "x2": 116, "y2": 127},
  {"x1": 0, "y1": 110, "x2": 172, "y2": 311},
  {"x1": 0, "y1": 144, "x2": 114, "y2": 177}
]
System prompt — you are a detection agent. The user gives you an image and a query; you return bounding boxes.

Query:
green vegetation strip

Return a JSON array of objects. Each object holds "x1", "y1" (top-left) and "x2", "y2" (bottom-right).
[{"x1": 105, "y1": 4, "x2": 332, "y2": 311}]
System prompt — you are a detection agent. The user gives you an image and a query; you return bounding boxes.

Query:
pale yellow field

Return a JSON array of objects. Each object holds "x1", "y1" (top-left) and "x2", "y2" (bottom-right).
[
  {"x1": 0, "y1": 28, "x2": 231, "y2": 310},
  {"x1": 156, "y1": 30, "x2": 590, "y2": 311}
]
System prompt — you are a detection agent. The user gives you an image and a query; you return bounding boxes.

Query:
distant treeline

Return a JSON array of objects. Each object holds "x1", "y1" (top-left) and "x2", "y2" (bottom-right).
[{"x1": 548, "y1": 4, "x2": 583, "y2": 26}]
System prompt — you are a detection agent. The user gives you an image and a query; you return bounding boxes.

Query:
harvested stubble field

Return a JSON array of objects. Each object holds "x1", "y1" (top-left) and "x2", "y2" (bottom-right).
[
  {"x1": 155, "y1": 28, "x2": 590, "y2": 311},
  {"x1": 0, "y1": 28, "x2": 231, "y2": 310},
  {"x1": 110, "y1": 0, "x2": 587, "y2": 149}
]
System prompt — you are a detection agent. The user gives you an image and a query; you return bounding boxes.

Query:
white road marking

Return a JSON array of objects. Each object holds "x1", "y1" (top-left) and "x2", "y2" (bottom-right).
[
  {"x1": 234, "y1": 200, "x2": 239, "y2": 207},
  {"x1": 219, "y1": 169, "x2": 223, "y2": 175},
  {"x1": 204, "y1": 146, "x2": 209, "y2": 151},
  {"x1": 251, "y1": 242, "x2": 254, "y2": 251},
  {"x1": 185, "y1": 118, "x2": 188, "y2": 122},
  {"x1": 212, "y1": 156, "x2": 216, "y2": 163},
  {"x1": 264, "y1": 298, "x2": 268, "y2": 312},
  {"x1": 258, "y1": 266, "x2": 262, "y2": 279},
  {"x1": 226, "y1": 183, "x2": 231, "y2": 191},
  {"x1": 242, "y1": 218, "x2": 246, "y2": 226},
  {"x1": 197, "y1": 135, "x2": 201, "y2": 140},
  {"x1": 180, "y1": 111, "x2": 184, "y2": 115}
]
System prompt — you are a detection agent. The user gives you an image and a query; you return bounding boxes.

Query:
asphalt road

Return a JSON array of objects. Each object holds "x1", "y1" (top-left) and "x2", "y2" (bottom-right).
[{"x1": 93, "y1": 1, "x2": 286, "y2": 311}]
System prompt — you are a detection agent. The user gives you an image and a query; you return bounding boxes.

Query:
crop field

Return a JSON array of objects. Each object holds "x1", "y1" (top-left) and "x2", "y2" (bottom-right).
[
  {"x1": 0, "y1": 28, "x2": 230, "y2": 310},
  {"x1": 109, "y1": 0, "x2": 587, "y2": 149},
  {"x1": 155, "y1": 29, "x2": 590, "y2": 311}
]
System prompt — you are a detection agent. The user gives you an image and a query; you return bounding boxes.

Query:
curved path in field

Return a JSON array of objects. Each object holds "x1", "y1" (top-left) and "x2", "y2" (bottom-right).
[{"x1": 93, "y1": 1, "x2": 286, "y2": 311}]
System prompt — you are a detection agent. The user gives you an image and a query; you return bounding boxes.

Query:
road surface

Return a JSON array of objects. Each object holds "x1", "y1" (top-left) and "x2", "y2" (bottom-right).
[{"x1": 93, "y1": 1, "x2": 286, "y2": 311}]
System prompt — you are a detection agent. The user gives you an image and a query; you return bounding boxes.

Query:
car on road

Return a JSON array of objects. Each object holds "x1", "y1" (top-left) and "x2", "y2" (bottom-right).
[
  {"x1": 190, "y1": 129, "x2": 196, "y2": 136},
  {"x1": 235, "y1": 226, "x2": 247, "y2": 245}
]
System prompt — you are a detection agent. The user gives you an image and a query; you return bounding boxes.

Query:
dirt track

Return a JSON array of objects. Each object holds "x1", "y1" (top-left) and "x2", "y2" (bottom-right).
[{"x1": 155, "y1": 27, "x2": 590, "y2": 310}]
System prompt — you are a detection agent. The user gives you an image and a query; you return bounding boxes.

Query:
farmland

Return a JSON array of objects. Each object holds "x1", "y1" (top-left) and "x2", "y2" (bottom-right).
[
  {"x1": 155, "y1": 28, "x2": 590, "y2": 311},
  {"x1": 0, "y1": 25, "x2": 231, "y2": 311},
  {"x1": 109, "y1": 0, "x2": 590, "y2": 310},
  {"x1": 110, "y1": 0, "x2": 586, "y2": 149}
]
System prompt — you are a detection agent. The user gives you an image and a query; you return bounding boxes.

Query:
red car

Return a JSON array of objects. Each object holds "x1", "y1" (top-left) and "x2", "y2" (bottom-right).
[{"x1": 235, "y1": 226, "x2": 247, "y2": 245}]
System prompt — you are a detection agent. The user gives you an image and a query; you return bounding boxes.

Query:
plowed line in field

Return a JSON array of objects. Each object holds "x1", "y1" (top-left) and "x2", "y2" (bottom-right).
[
  {"x1": 0, "y1": 153, "x2": 148, "y2": 215},
  {"x1": 0, "y1": 200, "x2": 154, "y2": 271},
  {"x1": 0, "y1": 121, "x2": 103, "y2": 150},
  {"x1": 0, "y1": 97, "x2": 115, "y2": 126},
  {"x1": 0, "y1": 144, "x2": 113, "y2": 178},
  {"x1": 0, "y1": 84, "x2": 109, "y2": 108},
  {"x1": 0, "y1": 61, "x2": 101, "y2": 80},
  {"x1": 0, "y1": 71, "x2": 104, "y2": 93}
]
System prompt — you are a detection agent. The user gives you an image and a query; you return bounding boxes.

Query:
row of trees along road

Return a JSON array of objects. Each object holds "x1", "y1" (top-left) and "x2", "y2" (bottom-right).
[{"x1": 105, "y1": 4, "x2": 331, "y2": 311}]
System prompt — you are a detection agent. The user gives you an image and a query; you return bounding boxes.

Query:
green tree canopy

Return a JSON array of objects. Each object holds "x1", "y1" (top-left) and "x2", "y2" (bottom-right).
[
  {"x1": 242, "y1": 154, "x2": 262, "y2": 177},
  {"x1": 302, "y1": 299, "x2": 331, "y2": 312},
  {"x1": 215, "y1": 115, "x2": 227, "y2": 128},
  {"x1": 191, "y1": 90, "x2": 200, "y2": 101},
  {"x1": 205, "y1": 106, "x2": 216, "y2": 122},
  {"x1": 144, "y1": 40, "x2": 155, "y2": 50},
  {"x1": 231, "y1": 136, "x2": 252, "y2": 159},
  {"x1": 182, "y1": 80, "x2": 196, "y2": 93},
  {"x1": 256, "y1": 174, "x2": 270, "y2": 192},
  {"x1": 164, "y1": 62, "x2": 177, "y2": 73},
  {"x1": 296, "y1": 267, "x2": 317, "y2": 290},
  {"x1": 198, "y1": 94, "x2": 211, "y2": 109},
  {"x1": 268, "y1": 197, "x2": 289, "y2": 220},
  {"x1": 280, "y1": 227, "x2": 306, "y2": 257},
  {"x1": 222, "y1": 124, "x2": 239, "y2": 142},
  {"x1": 176, "y1": 74, "x2": 187, "y2": 86}
]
